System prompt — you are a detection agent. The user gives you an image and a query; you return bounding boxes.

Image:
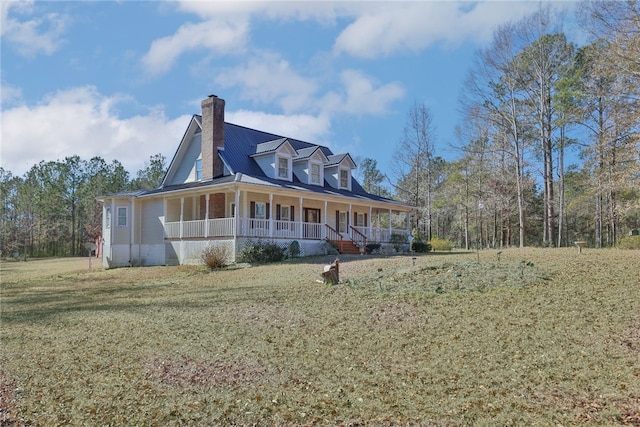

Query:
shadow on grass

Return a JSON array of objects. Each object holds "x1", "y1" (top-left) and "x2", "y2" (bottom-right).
[{"x1": 1, "y1": 279, "x2": 263, "y2": 324}]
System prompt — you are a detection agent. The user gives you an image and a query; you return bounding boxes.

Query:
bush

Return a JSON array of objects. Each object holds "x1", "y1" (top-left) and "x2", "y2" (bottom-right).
[
  {"x1": 411, "y1": 240, "x2": 432, "y2": 253},
  {"x1": 201, "y1": 244, "x2": 230, "y2": 270},
  {"x1": 238, "y1": 240, "x2": 286, "y2": 264},
  {"x1": 430, "y1": 237, "x2": 454, "y2": 251},
  {"x1": 618, "y1": 235, "x2": 640, "y2": 249},
  {"x1": 390, "y1": 233, "x2": 407, "y2": 252},
  {"x1": 289, "y1": 240, "x2": 301, "y2": 258}
]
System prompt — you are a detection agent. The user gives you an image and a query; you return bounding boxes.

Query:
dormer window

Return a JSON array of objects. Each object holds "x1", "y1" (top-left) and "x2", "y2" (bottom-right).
[
  {"x1": 278, "y1": 157, "x2": 289, "y2": 179},
  {"x1": 340, "y1": 169, "x2": 349, "y2": 189},
  {"x1": 195, "y1": 159, "x2": 202, "y2": 181},
  {"x1": 310, "y1": 163, "x2": 321, "y2": 185}
]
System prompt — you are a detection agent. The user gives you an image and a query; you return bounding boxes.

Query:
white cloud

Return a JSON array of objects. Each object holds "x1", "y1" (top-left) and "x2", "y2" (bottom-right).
[
  {"x1": 140, "y1": 18, "x2": 249, "y2": 75},
  {"x1": 226, "y1": 110, "x2": 331, "y2": 145},
  {"x1": 333, "y1": 2, "x2": 550, "y2": 58},
  {"x1": 1, "y1": 0, "x2": 68, "y2": 57},
  {"x1": 0, "y1": 87, "x2": 190, "y2": 176},
  {"x1": 215, "y1": 53, "x2": 318, "y2": 113},
  {"x1": 327, "y1": 69, "x2": 405, "y2": 115}
]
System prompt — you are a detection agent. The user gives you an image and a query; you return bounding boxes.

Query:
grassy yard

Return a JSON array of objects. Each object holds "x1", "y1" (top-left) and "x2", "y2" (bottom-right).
[{"x1": 1, "y1": 248, "x2": 639, "y2": 426}]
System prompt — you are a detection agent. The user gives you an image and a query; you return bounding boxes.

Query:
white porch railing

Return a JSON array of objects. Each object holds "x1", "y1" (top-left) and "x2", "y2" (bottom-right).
[
  {"x1": 165, "y1": 218, "x2": 235, "y2": 239},
  {"x1": 165, "y1": 218, "x2": 408, "y2": 242}
]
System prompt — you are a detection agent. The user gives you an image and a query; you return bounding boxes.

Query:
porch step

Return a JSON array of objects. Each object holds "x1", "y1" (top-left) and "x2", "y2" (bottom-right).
[{"x1": 328, "y1": 239, "x2": 362, "y2": 255}]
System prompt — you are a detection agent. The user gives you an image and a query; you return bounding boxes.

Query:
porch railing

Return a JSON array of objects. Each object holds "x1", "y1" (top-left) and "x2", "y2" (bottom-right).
[{"x1": 165, "y1": 218, "x2": 408, "y2": 242}]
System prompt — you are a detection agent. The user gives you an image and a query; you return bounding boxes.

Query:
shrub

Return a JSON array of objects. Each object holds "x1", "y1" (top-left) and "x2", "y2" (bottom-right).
[
  {"x1": 390, "y1": 233, "x2": 407, "y2": 252},
  {"x1": 289, "y1": 240, "x2": 301, "y2": 258},
  {"x1": 618, "y1": 235, "x2": 640, "y2": 249},
  {"x1": 238, "y1": 240, "x2": 286, "y2": 264},
  {"x1": 430, "y1": 237, "x2": 454, "y2": 251},
  {"x1": 411, "y1": 240, "x2": 432, "y2": 253},
  {"x1": 201, "y1": 244, "x2": 230, "y2": 270}
]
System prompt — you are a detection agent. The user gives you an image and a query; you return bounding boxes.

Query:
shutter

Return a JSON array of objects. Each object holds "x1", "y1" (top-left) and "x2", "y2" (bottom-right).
[
  {"x1": 291, "y1": 205, "x2": 295, "y2": 221},
  {"x1": 335, "y1": 211, "x2": 339, "y2": 231},
  {"x1": 266, "y1": 203, "x2": 270, "y2": 219},
  {"x1": 353, "y1": 212, "x2": 357, "y2": 227},
  {"x1": 364, "y1": 213, "x2": 368, "y2": 227},
  {"x1": 250, "y1": 201, "x2": 255, "y2": 219},
  {"x1": 276, "y1": 204, "x2": 281, "y2": 221}
]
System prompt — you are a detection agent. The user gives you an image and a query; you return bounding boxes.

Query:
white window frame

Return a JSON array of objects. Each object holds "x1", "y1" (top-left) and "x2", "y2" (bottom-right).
[
  {"x1": 105, "y1": 207, "x2": 111, "y2": 229},
  {"x1": 339, "y1": 168, "x2": 350, "y2": 190},
  {"x1": 356, "y1": 213, "x2": 365, "y2": 227},
  {"x1": 117, "y1": 207, "x2": 127, "y2": 227},
  {"x1": 277, "y1": 155, "x2": 291, "y2": 180},
  {"x1": 195, "y1": 159, "x2": 202, "y2": 181},
  {"x1": 280, "y1": 205, "x2": 290, "y2": 222},
  {"x1": 255, "y1": 202, "x2": 266, "y2": 220},
  {"x1": 339, "y1": 211, "x2": 347, "y2": 233},
  {"x1": 310, "y1": 162, "x2": 321, "y2": 185}
]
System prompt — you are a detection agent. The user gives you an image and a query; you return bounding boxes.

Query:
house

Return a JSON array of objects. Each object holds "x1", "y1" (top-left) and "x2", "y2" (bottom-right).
[{"x1": 97, "y1": 95, "x2": 412, "y2": 267}]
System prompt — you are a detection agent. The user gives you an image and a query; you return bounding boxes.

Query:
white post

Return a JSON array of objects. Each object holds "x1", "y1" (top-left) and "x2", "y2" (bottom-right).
[
  {"x1": 323, "y1": 200, "x2": 328, "y2": 239},
  {"x1": 234, "y1": 188, "x2": 240, "y2": 237},
  {"x1": 204, "y1": 194, "x2": 210, "y2": 237},
  {"x1": 269, "y1": 193, "x2": 274, "y2": 238},
  {"x1": 299, "y1": 197, "x2": 303, "y2": 239},
  {"x1": 369, "y1": 206, "x2": 373, "y2": 240},
  {"x1": 388, "y1": 208, "x2": 392, "y2": 242},
  {"x1": 180, "y1": 197, "x2": 184, "y2": 239}
]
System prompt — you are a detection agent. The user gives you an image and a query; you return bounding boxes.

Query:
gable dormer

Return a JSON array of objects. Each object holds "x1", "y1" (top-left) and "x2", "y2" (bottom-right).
[
  {"x1": 325, "y1": 153, "x2": 356, "y2": 191},
  {"x1": 250, "y1": 138, "x2": 296, "y2": 181},
  {"x1": 293, "y1": 146, "x2": 328, "y2": 186}
]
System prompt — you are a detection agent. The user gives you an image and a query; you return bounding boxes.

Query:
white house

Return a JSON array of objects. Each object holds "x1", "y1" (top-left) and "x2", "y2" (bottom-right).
[{"x1": 98, "y1": 95, "x2": 412, "y2": 267}]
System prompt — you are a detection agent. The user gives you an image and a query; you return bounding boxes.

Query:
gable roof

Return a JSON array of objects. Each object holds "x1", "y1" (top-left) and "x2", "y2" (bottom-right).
[{"x1": 129, "y1": 117, "x2": 409, "y2": 208}]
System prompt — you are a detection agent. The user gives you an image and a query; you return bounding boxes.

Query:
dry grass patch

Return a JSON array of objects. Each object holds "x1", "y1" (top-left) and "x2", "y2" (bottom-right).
[{"x1": 1, "y1": 249, "x2": 640, "y2": 425}]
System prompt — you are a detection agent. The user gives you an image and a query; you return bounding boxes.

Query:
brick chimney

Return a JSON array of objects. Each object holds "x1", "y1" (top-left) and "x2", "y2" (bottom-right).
[{"x1": 201, "y1": 94, "x2": 225, "y2": 179}]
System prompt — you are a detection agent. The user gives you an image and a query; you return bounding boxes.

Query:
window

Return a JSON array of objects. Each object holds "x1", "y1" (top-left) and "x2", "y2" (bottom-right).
[
  {"x1": 339, "y1": 169, "x2": 349, "y2": 189},
  {"x1": 105, "y1": 208, "x2": 111, "y2": 229},
  {"x1": 356, "y1": 213, "x2": 365, "y2": 227},
  {"x1": 280, "y1": 205, "x2": 290, "y2": 221},
  {"x1": 255, "y1": 202, "x2": 266, "y2": 219},
  {"x1": 310, "y1": 163, "x2": 320, "y2": 184},
  {"x1": 117, "y1": 207, "x2": 127, "y2": 227},
  {"x1": 195, "y1": 159, "x2": 202, "y2": 180},
  {"x1": 339, "y1": 211, "x2": 347, "y2": 233},
  {"x1": 278, "y1": 157, "x2": 289, "y2": 179}
]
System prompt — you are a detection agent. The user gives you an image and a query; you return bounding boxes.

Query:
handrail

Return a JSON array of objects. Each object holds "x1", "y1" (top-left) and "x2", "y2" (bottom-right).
[
  {"x1": 325, "y1": 224, "x2": 343, "y2": 242},
  {"x1": 350, "y1": 226, "x2": 367, "y2": 249}
]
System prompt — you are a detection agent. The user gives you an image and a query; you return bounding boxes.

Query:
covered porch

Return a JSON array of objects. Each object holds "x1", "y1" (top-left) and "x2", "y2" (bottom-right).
[{"x1": 162, "y1": 187, "x2": 411, "y2": 245}]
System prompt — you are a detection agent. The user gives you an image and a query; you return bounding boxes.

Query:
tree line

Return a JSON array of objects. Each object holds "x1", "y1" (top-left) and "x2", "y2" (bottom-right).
[
  {"x1": 0, "y1": 154, "x2": 166, "y2": 258},
  {"x1": 2, "y1": 3, "x2": 638, "y2": 258},
  {"x1": 363, "y1": 2, "x2": 639, "y2": 249}
]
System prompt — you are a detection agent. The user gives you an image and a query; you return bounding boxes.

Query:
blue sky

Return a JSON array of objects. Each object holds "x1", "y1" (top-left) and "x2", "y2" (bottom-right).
[{"x1": 1, "y1": 1, "x2": 580, "y2": 180}]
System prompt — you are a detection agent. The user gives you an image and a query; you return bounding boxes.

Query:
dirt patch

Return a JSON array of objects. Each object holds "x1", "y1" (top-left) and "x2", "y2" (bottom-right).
[{"x1": 147, "y1": 357, "x2": 278, "y2": 389}]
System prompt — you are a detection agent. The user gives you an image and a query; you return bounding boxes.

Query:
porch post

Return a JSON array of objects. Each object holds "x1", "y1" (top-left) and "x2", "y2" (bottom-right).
[
  {"x1": 369, "y1": 206, "x2": 373, "y2": 240},
  {"x1": 388, "y1": 208, "x2": 392, "y2": 241},
  {"x1": 299, "y1": 196, "x2": 303, "y2": 239},
  {"x1": 348, "y1": 203, "x2": 352, "y2": 237},
  {"x1": 234, "y1": 188, "x2": 240, "y2": 237},
  {"x1": 323, "y1": 200, "x2": 328, "y2": 239},
  {"x1": 205, "y1": 194, "x2": 210, "y2": 237},
  {"x1": 162, "y1": 197, "x2": 167, "y2": 239},
  {"x1": 269, "y1": 193, "x2": 274, "y2": 238},
  {"x1": 180, "y1": 197, "x2": 184, "y2": 239}
]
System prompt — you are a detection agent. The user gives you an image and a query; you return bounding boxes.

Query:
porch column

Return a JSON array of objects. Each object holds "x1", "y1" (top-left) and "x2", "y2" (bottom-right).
[
  {"x1": 162, "y1": 198, "x2": 167, "y2": 238},
  {"x1": 269, "y1": 193, "x2": 274, "y2": 238},
  {"x1": 388, "y1": 208, "x2": 392, "y2": 241},
  {"x1": 323, "y1": 200, "x2": 328, "y2": 239},
  {"x1": 234, "y1": 188, "x2": 240, "y2": 237},
  {"x1": 369, "y1": 206, "x2": 373, "y2": 240},
  {"x1": 204, "y1": 194, "x2": 210, "y2": 237},
  {"x1": 180, "y1": 197, "x2": 185, "y2": 239},
  {"x1": 299, "y1": 197, "x2": 303, "y2": 239},
  {"x1": 348, "y1": 203, "x2": 352, "y2": 237}
]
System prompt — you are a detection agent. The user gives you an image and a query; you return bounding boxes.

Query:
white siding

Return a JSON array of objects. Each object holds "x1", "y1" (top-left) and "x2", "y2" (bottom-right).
[
  {"x1": 167, "y1": 133, "x2": 202, "y2": 185},
  {"x1": 141, "y1": 199, "x2": 165, "y2": 245}
]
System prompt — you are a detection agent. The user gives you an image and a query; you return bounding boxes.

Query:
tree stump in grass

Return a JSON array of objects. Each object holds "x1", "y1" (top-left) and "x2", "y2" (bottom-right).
[{"x1": 321, "y1": 258, "x2": 340, "y2": 285}]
